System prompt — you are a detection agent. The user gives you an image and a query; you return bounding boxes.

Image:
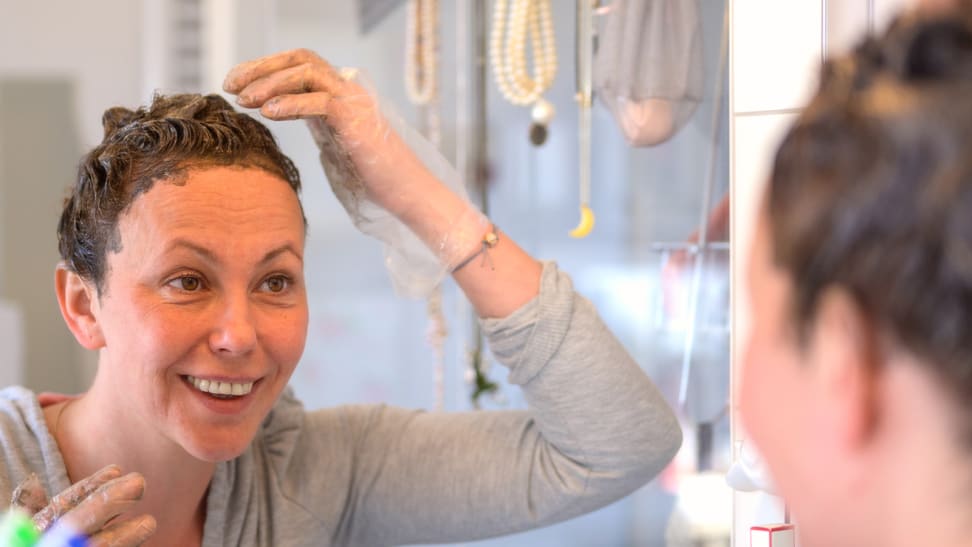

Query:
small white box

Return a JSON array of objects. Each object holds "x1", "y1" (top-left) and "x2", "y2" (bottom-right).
[{"x1": 751, "y1": 523, "x2": 795, "y2": 547}]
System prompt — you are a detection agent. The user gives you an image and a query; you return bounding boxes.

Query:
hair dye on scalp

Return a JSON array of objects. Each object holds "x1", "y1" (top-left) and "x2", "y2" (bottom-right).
[{"x1": 57, "y1": 94, "x2": 307, "y2": 295}]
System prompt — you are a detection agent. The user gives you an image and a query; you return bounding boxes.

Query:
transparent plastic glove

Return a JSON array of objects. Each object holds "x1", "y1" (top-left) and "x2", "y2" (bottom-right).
[
  {"x1": 11, "y1": 465, "x2": 157, "y2": 546},
  {"x1": 224, "y1": 49, "x2": 487, "y2": 297}
]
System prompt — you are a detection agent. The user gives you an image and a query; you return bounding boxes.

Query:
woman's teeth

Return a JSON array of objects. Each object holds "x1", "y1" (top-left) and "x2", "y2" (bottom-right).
[{"x1": 186, "y1": 376, "x2": 254, "y2": 397}]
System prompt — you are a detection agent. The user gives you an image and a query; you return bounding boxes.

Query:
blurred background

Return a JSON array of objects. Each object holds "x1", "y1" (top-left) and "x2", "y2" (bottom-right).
[{"x1": 0, "y1": 0, "x2": 908, "y2": 545}]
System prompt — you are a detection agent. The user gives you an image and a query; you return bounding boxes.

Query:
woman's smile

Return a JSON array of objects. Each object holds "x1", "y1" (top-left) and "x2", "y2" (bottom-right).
[
  {"x1": 184, "y1": 375, "x2": 256, "y2": 397},
  {"x1": 181, "y1": 374, "x2": 265, "y2": 416}
]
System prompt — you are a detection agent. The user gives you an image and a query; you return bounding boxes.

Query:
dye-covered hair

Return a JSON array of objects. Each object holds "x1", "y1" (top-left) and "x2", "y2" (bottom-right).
[
  {"x1": 768, "y1": 7, "x2": 972, "y2": 437},
  {"x1": 57, "y1": 93, "x2": 305, "y2": 294}
]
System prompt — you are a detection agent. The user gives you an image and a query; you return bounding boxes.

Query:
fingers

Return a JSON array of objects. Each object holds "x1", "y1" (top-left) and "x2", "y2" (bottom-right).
[
  {"x1": 26, "y1": 467, "x2": 152, "y2": 546},
  {"x1": 257, "y1": 92, "x2": 333, "y2": 120},
  {"x1": 11, "y1": 473, "x2": 48, "y2": 515},
  {"x1": 223, "y1": 48, "x2": 312, "y2": 93},
  {"x1": 32, "y1": 464, "x2": 122, "y2": 532},
  {"x1": 234, "y1": 61, "x2": 344, "y2": 108},
  {"x1": 224, "y1": 48, "x2": 335, "y2": 96},
  {"x1": 59, "y1": 473, "x2": 146, "y2": 537},
  {"x1": 87, "y1": 514, "x2": 157, "y2": 547},
  {"x1": 37, "y1": 392, "x2": 76, "y2": 406},
  {"x1": 224, "y1": 49, "x2": 372, "y2": 125}
]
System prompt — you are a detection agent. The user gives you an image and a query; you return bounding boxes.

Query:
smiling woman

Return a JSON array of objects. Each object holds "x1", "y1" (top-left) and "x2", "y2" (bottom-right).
[
  {"x1": 61, "y1": 165, "x2": 309, "y2": 463},
  {"x1": 0, "y1": 52, "x2": 681, "y2": 547}
]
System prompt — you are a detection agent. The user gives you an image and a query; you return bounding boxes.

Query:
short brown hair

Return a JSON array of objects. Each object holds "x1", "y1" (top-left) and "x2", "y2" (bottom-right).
[
  {"x1": 768, "y1": 8, "x2": 972, "y2": 436},
  {"x1": 57, "y1": 93, "x2": 305, "y2": 294}
]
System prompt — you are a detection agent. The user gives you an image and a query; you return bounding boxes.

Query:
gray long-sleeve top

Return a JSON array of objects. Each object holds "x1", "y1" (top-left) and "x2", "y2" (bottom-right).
[{"x1": 0, "y1": 262, "x2": 682, "y2": 546}]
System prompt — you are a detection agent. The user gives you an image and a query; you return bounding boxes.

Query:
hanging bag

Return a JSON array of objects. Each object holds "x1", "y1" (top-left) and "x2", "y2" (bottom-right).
[{"x1": 594, "y1": 0, "x2": 704, "y2": 146}]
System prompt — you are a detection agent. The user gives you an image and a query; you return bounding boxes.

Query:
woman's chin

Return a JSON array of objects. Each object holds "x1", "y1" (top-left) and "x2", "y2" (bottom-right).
[
  {"x1": 185, "y1": 440, "x2": 250, "y2": 463},
  {"x1": 178, "y1": 428, "x2": 256, "y2": 463}
]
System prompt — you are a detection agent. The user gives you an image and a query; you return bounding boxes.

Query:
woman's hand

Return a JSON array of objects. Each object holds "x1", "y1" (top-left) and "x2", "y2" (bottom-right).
[
  {"x1": 224, "y1": 48, "x2": 493, "y2": 298},
  {"x1": 11, "y1": 465, "x2": 156, "y2": 546},
  {"x1": 223, "y1": 48, "x2": 432, "y2": 218}
]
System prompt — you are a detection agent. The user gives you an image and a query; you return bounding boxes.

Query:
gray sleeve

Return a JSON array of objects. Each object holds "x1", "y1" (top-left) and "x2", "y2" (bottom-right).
[
  {"x1": 323, "y1": 262, "x2": 682, "y2": 546},
  {"x1": 0, "y1": 388, "x2": 71, "y2": 512}
]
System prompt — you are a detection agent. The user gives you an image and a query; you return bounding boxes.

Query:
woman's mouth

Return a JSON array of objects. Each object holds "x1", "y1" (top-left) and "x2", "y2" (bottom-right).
[{"x1": 185, "y1": 375, "x2": 255, "y2": 398}]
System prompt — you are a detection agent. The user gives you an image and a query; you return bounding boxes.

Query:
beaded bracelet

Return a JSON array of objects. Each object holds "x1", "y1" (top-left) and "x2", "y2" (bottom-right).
[{"x1": 451, "y1": 226, "x2": 500, "y2": 273}]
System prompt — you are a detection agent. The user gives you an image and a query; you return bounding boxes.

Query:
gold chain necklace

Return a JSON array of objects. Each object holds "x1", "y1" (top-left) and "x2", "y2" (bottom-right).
[{"x1": 51, "y1": 398, "x2": 74, "y2": 439}]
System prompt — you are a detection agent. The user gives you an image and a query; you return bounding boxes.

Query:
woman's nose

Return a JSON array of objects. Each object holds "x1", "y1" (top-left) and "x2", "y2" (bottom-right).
[{"x1": 208, "y1": 295, "x2": 257, "y2": 356}]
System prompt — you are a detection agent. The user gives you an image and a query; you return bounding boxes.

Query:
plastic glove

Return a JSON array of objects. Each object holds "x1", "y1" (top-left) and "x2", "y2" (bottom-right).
[
  {"x1": 224, "y1": 49, "x2": 488, "y2": 297},
  {"x1": 11, "y1": 465, "x2": 156, "y2": 546}
]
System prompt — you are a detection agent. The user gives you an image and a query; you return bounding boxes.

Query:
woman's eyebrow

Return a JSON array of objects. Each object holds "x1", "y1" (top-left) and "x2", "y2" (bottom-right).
[
  {"x1": 165, "y1": 239, "x2": 220, "y2": 264},
  {"x1": 163, "y1": 239, "x2": 303, "y2": 266},
  {"x1": 258, "y1": 244, "x2": 303, "y2": 266}
]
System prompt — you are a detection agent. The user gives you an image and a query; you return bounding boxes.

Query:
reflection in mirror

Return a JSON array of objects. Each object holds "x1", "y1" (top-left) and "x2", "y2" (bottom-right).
[{"x1": 0, "y1": 0, "x2": 730, "y2": 545}]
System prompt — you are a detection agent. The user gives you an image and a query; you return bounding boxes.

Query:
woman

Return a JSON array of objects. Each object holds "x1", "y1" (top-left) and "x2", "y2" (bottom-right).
[
  {"x1": 742, "y1": 6, "x2": 972, "y2": 547},
  {"x1": 0, "y1": 51, "x2": 681, "y2": 545}
]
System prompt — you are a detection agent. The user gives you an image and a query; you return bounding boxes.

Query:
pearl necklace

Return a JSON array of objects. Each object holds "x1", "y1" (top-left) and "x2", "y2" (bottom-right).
[
  {"x1": 490, "y1": 0, "x2": 557, "y2": 144},
  {"x1": 405, "y1": 0, "x2": 437, "y2": 106}
]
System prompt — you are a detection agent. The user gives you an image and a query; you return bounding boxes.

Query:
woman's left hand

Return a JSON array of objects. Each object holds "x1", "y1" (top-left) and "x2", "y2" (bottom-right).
[
  {"x1": 223, "y1": 49, "x2": 432, "y2": 218},
  {"x1": 11, "y1": 466, "x2": 156, "y2": 546},
  {"x1": 223, "y1": 48, "x2": 494, "y2": 298}
]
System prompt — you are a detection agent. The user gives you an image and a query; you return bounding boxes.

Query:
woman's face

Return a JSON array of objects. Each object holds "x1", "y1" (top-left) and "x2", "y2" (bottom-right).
[{"x1": 91, "y1": 166, "x2": 308, "y2": 462}]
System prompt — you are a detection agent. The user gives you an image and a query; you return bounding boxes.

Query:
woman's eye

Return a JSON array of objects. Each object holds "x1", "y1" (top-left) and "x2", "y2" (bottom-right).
[
  {"x1": 170, "y1": 275, "x2": 202, "y2": 291},
  {"x1": 264, "y1": 275, "x2": 289, "y2": 293}
]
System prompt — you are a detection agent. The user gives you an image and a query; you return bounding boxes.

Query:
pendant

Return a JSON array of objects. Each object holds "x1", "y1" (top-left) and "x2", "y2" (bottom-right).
[
  {"x1": 529, "y1": 123, "x2": 548, "y2": 146},
  {"x1": 529, "y1": 98, "x2": 555, "y2": 147}
]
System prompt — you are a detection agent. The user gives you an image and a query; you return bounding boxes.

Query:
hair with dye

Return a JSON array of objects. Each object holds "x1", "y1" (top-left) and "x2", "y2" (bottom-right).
[
  {"x1": 57, "y1": 93, "x2": 305, "y2": 294},
  {"x1": 768, "y1": 8, "x2": 972, "y2": 440}
]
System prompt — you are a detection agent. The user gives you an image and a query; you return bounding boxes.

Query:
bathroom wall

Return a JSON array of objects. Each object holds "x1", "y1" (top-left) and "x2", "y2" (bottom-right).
[
  {"x1": 729, "y1": 0, "x2": 910, "y2": 545},
  {"x1": 0, "y1": 80, "x2": 86, "y2": 394},
  {"x1": 0, "y1": 0, "x2": 145, "y2": 392}
]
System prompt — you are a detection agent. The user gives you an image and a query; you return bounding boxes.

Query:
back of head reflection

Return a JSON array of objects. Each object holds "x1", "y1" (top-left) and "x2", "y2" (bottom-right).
[{"x1": 743, "y1": 7, "x2": 972, "y2": 547}]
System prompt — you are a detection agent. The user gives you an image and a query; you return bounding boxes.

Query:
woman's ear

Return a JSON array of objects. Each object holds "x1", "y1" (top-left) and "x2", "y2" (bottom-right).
[
  {"x1": 55, "y1": 263, "x2": 105, "y2": 350},
  {"x1": 808, "y1": 287, "x2": 882, "y2": 451}
]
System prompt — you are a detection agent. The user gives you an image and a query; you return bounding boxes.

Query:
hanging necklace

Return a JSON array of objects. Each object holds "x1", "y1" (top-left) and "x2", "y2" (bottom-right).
[
  {"x1": 405, "y1": 0, "x2": 437, "y2": 106},
  {"x1": 489, "y1": 0, "x2": 557, "y2": 146},
  {"x1": 569, "y1": 0, "x2": 595, "y2": 238},
  {"x1": 51, "y1": 398, "x2": 74, "y2": 440},
  {"x1": 405, "y1": 0, "x2": 446, "y2": 411}
]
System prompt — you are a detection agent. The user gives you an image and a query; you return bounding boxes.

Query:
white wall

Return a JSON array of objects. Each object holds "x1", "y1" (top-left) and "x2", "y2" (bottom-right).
[
  {"x1": 0, "y1": 1, "x2": 144, "y2": 391},
  {"x1": 729, "y1": 0, "x2": 911, "y2": 545},
  {"x1": 0, "y1": 1, "x2": 143, "y2": 147},
  {"x1": 200, "y1": 0, "x2": 277, "y2": 96},
  {"x1": 0, "y1": 300, "x2": 24, "y2": 387}
]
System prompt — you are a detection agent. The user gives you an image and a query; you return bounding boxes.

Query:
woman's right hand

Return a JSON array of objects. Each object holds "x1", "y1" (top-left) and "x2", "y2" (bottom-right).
[{"x1": 11, "y1": 464, "x2": 156, "y2": 546}]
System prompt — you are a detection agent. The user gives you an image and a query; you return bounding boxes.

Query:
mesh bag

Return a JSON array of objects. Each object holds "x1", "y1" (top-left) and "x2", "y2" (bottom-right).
[{"x1": 594, "y1": 0, "x2": 704, "y2": 146}]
